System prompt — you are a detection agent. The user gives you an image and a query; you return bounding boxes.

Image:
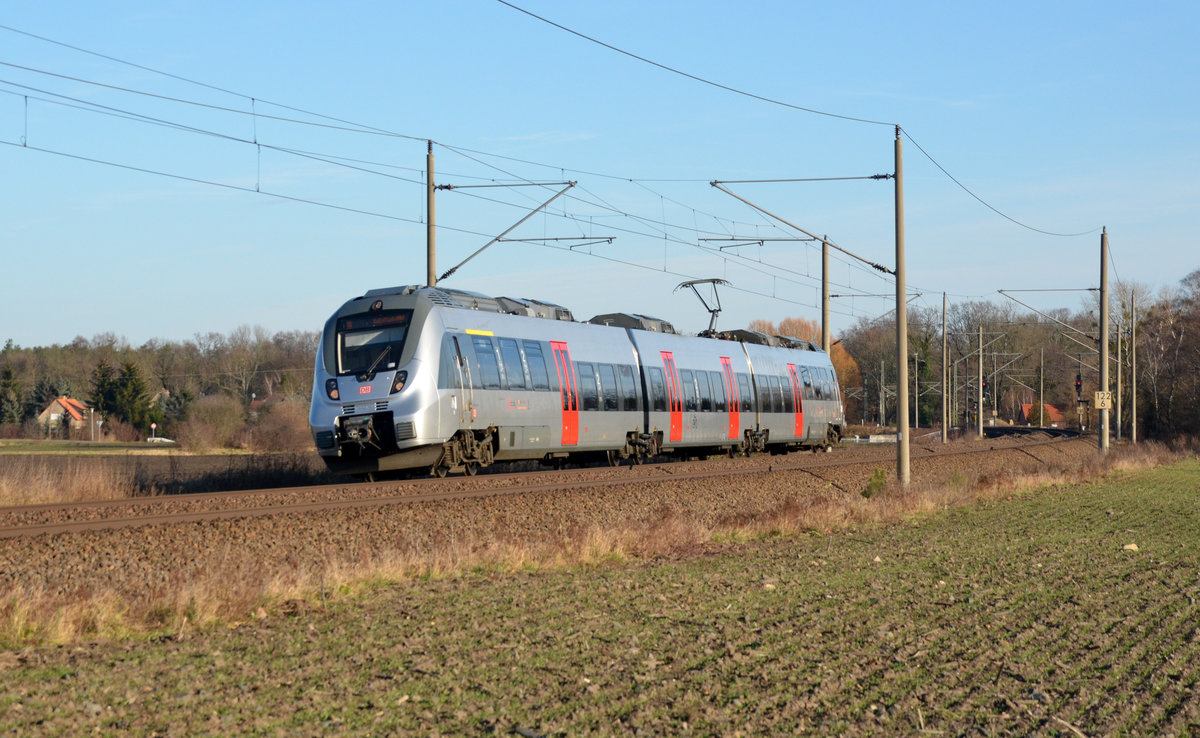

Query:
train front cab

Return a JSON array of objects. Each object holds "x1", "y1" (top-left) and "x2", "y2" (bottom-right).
[{"x1": 310, "y1": 297, "x2": 448, "y2": 478}]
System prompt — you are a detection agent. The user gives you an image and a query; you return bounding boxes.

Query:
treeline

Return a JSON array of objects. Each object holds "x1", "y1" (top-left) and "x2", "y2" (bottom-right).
[
  {"x1": 837, "y1": 269, "x2": 1200, "y2": 439},
  {"x1": 0, "y1": 326, "x2": 318, "y2": 451},
  {"x1": 4, "y1": 268, "x2": 1198, "y2": 449}
]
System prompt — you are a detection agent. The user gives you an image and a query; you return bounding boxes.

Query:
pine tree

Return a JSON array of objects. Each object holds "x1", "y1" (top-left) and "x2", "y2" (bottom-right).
[
  {"x1": 25, "y1": 375, "x2": 73, "y2": 421},
  {"x1": 115, "y1": 360, "x2": 152, "y2": 431},
  {"x1": 90, "y1": 360, "x2": 118, "y2": 418},
  {"x1": 0, "y1": 366, "x2": 22, "y2": 425}
]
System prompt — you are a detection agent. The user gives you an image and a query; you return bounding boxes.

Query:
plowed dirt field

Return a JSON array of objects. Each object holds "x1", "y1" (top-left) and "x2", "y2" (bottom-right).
[{"x1": 2, "y1": 453, "x2": 1198, "y2": 735}]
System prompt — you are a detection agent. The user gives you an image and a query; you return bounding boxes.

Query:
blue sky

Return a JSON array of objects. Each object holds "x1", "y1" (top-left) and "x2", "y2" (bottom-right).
[{"x1": 2, "y1": 1, "x2": 1197, "y2": 347}]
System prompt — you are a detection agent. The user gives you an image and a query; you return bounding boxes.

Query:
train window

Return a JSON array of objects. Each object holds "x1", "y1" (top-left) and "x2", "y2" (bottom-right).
[
  {"x1": 598, "y1": 364, "x2": 619, "y2": 411},
  {"x1": 470, "y1": 336, "x2": 502, "y2": 389},
  {"x1": 648, "y1": 367, "x2": 666, "y2": 412},
  {"x1": 498, "y1": 338, "x2": 527, "y2": 390},
  {"x1": 697, "y1": 371, "x2": 712, "y2": 412},
  {"x1": 711, "y1": 371, "x2": 727, "y2": 413},
  {"x1": 737, "y1": 373, "x2": 753, "y2": 413},
  {"x1": 766, "y1": 376, "x2": 782, "y2": 413},
  {"x1": 783, "y1": 376, "x2": 795, "y2": 414},
  {"x1": 523, "y1": 341, "x2": 551, "y2": 391},
  {"x1": 618, "y1": 365, "x2": 638, "y2": 411},
  {"x1": 679, "y1": 369, "x2": 697, "y2": 412},
  {"x1": 577, "y1": 363, "x2": 599, "y2": 411},
  {"x1": 336, "y1": 309, "x2": 413, "y2": 377},
  {"x1": 800, "y1": 366, "x2": 815, "y2": 400},
  {"x1": 438, "y1": 335, "x2": 461, "y2": 390}
]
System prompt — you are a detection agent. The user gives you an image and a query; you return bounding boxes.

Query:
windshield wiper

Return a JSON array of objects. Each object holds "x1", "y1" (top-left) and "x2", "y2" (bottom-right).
[{"x1": 357, "y1": 344, "x2": 392, "y2": 382}]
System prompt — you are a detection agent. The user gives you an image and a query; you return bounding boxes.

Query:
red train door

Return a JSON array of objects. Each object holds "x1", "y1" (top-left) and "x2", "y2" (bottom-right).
[
  {"x1": 661, "y1": 351, "x2": 682, "y2": 442},
  {"x1": 787, "y1": 363, "x2": 805, "y2": 439},
  {"x1": 721, "y1": 356, "x2": 739, "y2": 440},
  {"x1": 551, "y1": 341, "x2": 579, "y2": 445}
]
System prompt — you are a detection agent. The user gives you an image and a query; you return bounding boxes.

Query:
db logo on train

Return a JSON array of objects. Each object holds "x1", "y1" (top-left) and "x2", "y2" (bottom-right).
[{"x1": 358, "y1": 385, "x2": 372, "y2": 395}]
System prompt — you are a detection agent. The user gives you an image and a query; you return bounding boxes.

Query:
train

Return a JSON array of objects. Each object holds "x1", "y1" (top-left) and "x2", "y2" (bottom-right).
[{"x1": 308, "y1": 285, "x2": 845, "y2": 478}]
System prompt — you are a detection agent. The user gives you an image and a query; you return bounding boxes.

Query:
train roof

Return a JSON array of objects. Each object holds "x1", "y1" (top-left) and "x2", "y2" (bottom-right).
[
  {"x1": 356, "y1": 285, "x2": 824, "y2": 352},
  {"x1": 361, "y1": 285, "x2": 575, "y2": 322},
  {"x1": 586, "y1": 313, "x2": 677, "y2": 334}
]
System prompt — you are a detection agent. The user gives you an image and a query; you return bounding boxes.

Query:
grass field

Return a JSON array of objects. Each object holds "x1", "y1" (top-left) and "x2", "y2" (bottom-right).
[{"x1": 2, "y1": 456, "x2": 1198, "y2": 734}]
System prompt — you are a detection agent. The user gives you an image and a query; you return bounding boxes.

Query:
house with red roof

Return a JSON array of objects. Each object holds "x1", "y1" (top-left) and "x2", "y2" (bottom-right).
[
  {"x1": 1019, "y1": 403, "x2": 1068, "y2": 427},
  {"x1": 37, "y1": 397, "x2": 93, "y2": 439}
]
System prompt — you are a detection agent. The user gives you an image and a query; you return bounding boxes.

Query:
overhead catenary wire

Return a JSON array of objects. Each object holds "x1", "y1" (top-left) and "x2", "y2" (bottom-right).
[
  {"x1": 495, "y1": 1, "x2": 1098, "y2": 240},
  {"x1": 1, "y1": 28, "x2": 893, "y2": 298},
  {"x1": 0, "y1": 23, "x2": 934, "y2": 327},
  {"x1": 493, "y1": 0, "x2": 895, "y2": 128},
  {"x1": 2, "y1": 94, "x2": 881, "y2": 320}
]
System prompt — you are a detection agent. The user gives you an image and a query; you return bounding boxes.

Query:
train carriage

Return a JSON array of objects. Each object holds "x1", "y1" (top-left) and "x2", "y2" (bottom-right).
[{"x1": 309, "y1": 285, "x2": 845, "y2": 478}]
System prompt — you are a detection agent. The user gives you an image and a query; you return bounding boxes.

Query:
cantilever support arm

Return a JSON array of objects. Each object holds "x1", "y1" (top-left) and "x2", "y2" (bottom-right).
[{"x1": 439, "y1": 182, "x2": 576, "y2": 282}]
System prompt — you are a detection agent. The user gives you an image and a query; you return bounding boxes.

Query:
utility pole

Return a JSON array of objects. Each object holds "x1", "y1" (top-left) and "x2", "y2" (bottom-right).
[
  {"x1": 894, "y1": 127, "x2": 910, "y2": 485},
  {"x1": 1099, "y1": 228, "x2": 1110, "y2": 453},
  {"x1": 426, "y1": 141, "x2": 436, "y2": 287},
  {"x1": 977, "y1": 325, "x2": 984, "y2": 438},
  {"x1": 941, "y1": 292, "x2": 948, "y2": 444},
  {"x1": 1131, "y1": 288, "x2": 1138, "y2": 444},
  {"x1": 1116, "y1": 323, "x2": 1122, "y2": 441},
  {"x1": 913, "y1": 353, "x2": 919, "y2": 429},
  {"x1": 879, "y1": 359, "x2": 885, "y2": 426},
  {"x1": 821, "y1": 237, "x2": 831, "y2": 353},
  {"x1": 952, "y1": 362, "x2": 958, "y2": 428},
  {"x1": 1038, "y1": 347, "x2": 1044, "y2": 427}
]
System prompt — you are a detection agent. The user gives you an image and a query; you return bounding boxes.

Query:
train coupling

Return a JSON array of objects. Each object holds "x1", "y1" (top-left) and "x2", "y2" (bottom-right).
[{"x1": 342, "y1": 415, "x2": 379, "y2": 449}]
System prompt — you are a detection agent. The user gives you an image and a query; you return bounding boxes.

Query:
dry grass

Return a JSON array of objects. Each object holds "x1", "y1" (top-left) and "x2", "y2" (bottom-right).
[
  {"x1": 0, "y1": 456, "x2": 157, "y2": 507},
  {"x1": 2, "y1": 440, "x2": 1195, "y2": 647}
]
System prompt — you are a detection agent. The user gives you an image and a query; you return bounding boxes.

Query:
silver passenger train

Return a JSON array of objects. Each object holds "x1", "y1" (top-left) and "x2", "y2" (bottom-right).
[{"x1": 309, "y1": 285, "x2": 845, "y2": 478}]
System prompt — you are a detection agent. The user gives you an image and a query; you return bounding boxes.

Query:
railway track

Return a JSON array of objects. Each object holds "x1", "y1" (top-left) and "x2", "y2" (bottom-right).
[{"x1": 0, "y1": 433, "x2": 1078, "y2": 540}]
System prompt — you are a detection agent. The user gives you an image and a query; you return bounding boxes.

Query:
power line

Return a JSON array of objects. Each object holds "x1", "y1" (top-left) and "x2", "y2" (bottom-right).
[
  {"x1": 495, "y1": 1, "x2": 1098, "y2": 240},
  {"x1": 5, "y1": 70, "x2": 877, "y2": 306},
  {"x1": 0, "y1": 139, "x2": 493, "y2": 237},
  {"x1": 899, "y1": 129, "x2": 1098, "y2": 238},
  {"x1": 0, "y1": 24, "x2": 410, "y2": 139},
  {"x1": 0, "y1": 23, "x2": 946, "y2": 323},
  {"x1": 0, "y1": 59, "x2": 423, "y2": 142},
  {"x1": 493, "y1": 0, "x2": 894, "y2": 128}
]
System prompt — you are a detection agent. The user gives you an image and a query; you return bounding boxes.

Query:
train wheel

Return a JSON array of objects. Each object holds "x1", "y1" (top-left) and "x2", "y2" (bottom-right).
[
  {"x1": 464, "y1": 462, "x2": 478, "y2": 476},
  {"x1": 432, "y1": 465, "x2": 448, "y2": 478},
  {"x1": 606, "y1": 450, "x2": 620, "y2": 467}
]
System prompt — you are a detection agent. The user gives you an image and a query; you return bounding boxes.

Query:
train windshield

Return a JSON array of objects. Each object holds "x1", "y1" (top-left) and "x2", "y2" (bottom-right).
[{"x1": 336, "y1": 310, "x2": 413, "y2": 378}]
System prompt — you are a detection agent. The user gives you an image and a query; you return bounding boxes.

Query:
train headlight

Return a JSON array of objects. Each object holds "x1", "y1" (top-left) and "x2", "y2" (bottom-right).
[
  {"x1": 390, "y1": 370, "x2": 408, "y2": 395},
  {"x1": 325, "y1": 378, "x2": 340, "y2": 400}
]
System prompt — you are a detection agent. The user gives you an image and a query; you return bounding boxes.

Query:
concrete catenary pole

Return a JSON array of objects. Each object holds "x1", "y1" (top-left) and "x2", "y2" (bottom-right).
[
  {"x1": 894, "y1": 127, "x2": 910, "y2": 485},
  {"x1": 1099, "y1": 228, "x2": 1110, "y2": 452},
  {"x1": 941, "y1": 292, "x2": 948, "y2": 444},
  {"x1": 1116, "y1": 324, "x2": 1122, "y2": 441},
  {"x1": 913, "y1": 353, "x2": 919, "y2": 429},
  {"x1": 879, "y1": 360, "x2": 885, "y2": 426},
  {"x1": 1131, "y1": 289, "x2": 1138, "y2": 444},
  {"x1": 1039, "y1": 347, "x2": 1044, "y2": 427},
  {"x1": 977, "y1": 325, "x2": 984, "y2": 438},
  {"x1": 822, "y1": 237, "x2": 831, "y2": 353},
  {"x1": 426, "y1": 141, "x2": 436, "y2": 287}
]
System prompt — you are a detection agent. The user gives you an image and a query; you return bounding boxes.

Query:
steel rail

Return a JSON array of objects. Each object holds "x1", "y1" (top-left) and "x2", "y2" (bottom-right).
[{"x1": 0, "y1": 434, "x2": 1077, "y2": 540}]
